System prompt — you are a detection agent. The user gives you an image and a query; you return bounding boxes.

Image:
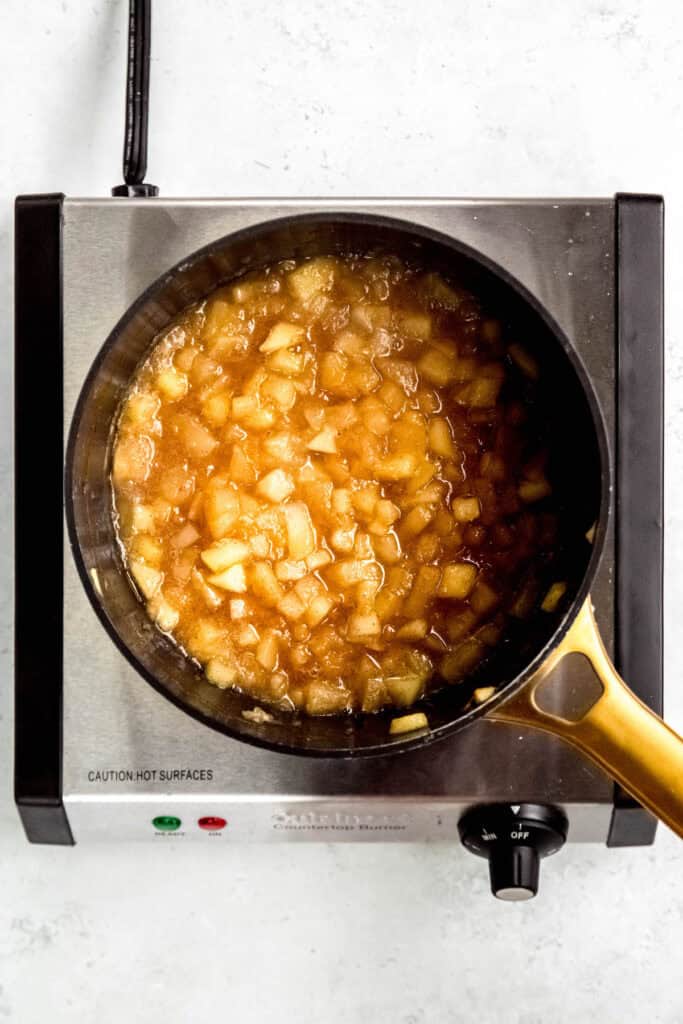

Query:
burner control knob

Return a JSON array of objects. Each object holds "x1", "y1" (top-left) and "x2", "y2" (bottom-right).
[{"x1": 458, "y1": 803, "x2": 568, "y2": 901}]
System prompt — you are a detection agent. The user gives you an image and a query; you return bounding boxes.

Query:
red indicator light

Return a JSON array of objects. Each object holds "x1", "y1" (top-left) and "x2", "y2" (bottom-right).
[{"x1": 198, "y1": 816, "x2": 227, "y2": 830}]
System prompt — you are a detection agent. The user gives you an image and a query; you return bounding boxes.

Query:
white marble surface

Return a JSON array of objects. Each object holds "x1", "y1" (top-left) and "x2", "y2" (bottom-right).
[{"x1": 1, "y1": 1, "x2": 682, "y2": 1021}]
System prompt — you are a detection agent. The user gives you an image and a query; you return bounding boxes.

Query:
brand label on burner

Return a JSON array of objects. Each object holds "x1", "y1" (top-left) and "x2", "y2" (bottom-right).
[
  {"x1": 86, "y1": 767, "x2": 214, "y2": 784},
  {"x1": 272, "y1": 810, "x2": 410, "y2": 833}
]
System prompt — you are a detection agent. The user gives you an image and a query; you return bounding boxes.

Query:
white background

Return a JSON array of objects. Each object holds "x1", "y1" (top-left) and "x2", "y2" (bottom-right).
[{"x1": 1, "y1": 1, "x2": 682, "y2": 1021}]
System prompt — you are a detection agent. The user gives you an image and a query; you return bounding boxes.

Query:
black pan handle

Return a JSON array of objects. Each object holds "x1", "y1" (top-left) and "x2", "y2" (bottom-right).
[{"x1": 112, "y1": 0, "x2": 158, "y2": 197}]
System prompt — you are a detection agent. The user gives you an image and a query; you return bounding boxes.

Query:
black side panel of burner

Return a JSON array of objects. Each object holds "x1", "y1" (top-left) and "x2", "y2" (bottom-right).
[
  {"x1": 14, "y1": 195, "x2": 74, "y2": 845},
  {"x1": 608, "y1": 194, "x2": 664, "y2": 847}
]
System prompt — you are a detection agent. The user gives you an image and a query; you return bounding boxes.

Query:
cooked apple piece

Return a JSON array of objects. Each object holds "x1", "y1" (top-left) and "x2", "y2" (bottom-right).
[
  {"x1": 175, "y1": 413, "x2": 218, "y2": 460},
  {"x1": 445, "y1": 608, "x2": 477, "y2": 643},
  {"x1": 207, "y1": 563, "x2": 248, "y2": 592},
  {"x1": 333, "y1": 329, "x2": 366, "y2": 359},
  {"x1": 113, "y1": 435, "x2": 154, "y2": 485},
  {"x1": 414, "y1": 533, "x2": 440, "y2": 563},
  {"x1": 131, "y1": 504, "x2": 156, "y2": 533},
  {"x1": 362, "y1": 677, "x2": 388, "y2": 712},
  {"x1": 438, "y1": 562, "x2": 478, "y2": 599},
  {"x1": 262, "y1": 374, "x2": 297, "y2": 410},
  {"x1": 201, "y1": 539, "x2": 251, "y2": 573},
  {"x1": 352, "y1": 484, "x2": 380, "y2": 519},
  {"x1": 350, "y1": 531, "x2": 371, "y2": 560},
  {"x1": 305, "y1": 682, "x2": 351, "y2": 715},
  {"x1": 240, "y1": 493, "x2": 261, "y2": 518},
  {"x1": 385, "y1": 673, "x2": 425, "y2": 706},
  {"x1": 202, "y1": 392, "x2": 233, "y2": 429},
  {"x1": 275, "y1": 559, "x2": 308, "y2": 582},
  {"x1": 417, "y1": 347, "x2": 456, "y2": 386},
  {"x1": 259, "y1": 321, "x2": 305, "y2": 354},
  {"x1": 389, "y1": 712, "x2": 429, "y2": 735},
  {"x1": 473, "y1": 685, "x2": 496, "y2": 704},
  {"x1": 237, "y1": 623, "x2": 260, "y2": 647},
  {"x1": 287, "y1": 257, "x2": 336, "y2": 303},
  {"x1": 132, "y1": 534, "x2": 163, "y2": 565},
  {"x1": 375, "y1": 453, "x2": 417, "y2": 481},
  {"x1": 159, "y1": 466, "x2": 194, "y2": 507},
  {"x1": 509, "y1": 343, "x2": 539, "y2": 380},
  {"x1": 372, "y1": 532, "x2": 402, "y2": 564},
  {"x1": 266, "y1": 348, "x2": 306, "y2": 375},
  {"x1": 256, "y1": 629, "x2": 279, "y2": 670},
  {"x1": 189, "y1": 619, "x2": 230, "y2": 660},
  {"x1": 249, "y1": 561, "x2": 284, "y2": 606},
  {"x1": 171, "y1": 522, "x2": 200, "y2": 549},
  {"x1": 452, "y1": 497, "x2": 481, "y2": 523},
  {"x1": 399, "y1": 505, "x2": 435, "y2": 542},
  {"x1": 205, "y1": 657, "x2": 239, "y2": 689},
  {"x1": 227, "y1": 444, "x2": 255, "y2": 486},
  {"x1": 470, "y1": 580, "x2": 500, "y2": 616},
  {"x1": 249, "y1": 534, "x2": 269, "y2": 558},
  {"x1": 229, "y1": 598, "x2": 248, "y2": 619},
  {"x1": 277, "y1": 590, "x2": 306, "y2": 620},
  {"x1": 124, "y1": 391, "x2": 161, "y2": 429},
  {"x1": 294, "y1": 574, "x2": 325, "y2": 605},
  {"x1": 243, "y1": 407, "x2": 276, "y2": 431},
  {"x1": 130, "y1": 560, "x2": 163, "y2": 600},
  {"x1": 427, "y1": 416, "x2": 456, "y2": 458},
  {"x1": 306, "y1": 594, "x2": 335, "y2": 628},
  {"x1": 231, "y1": 394, "x2": 258, "y2": 420},
  {"x1": 331, "y1": 488, "x2": 353, "y2": 517},
  {"x1": 456, "y1": 378, "x2": 502, "y2": 408},
  {"x1": 156, "y1": 367, "x2": 188, "y2": 401},
  {"x1": 190, "y1": 354, "x2": 220, "y2": 386},
  {"x1": 257, "y1": 468, "x2": 295, "y2": 503},
  {"x1": 205, "y1": 486, "x2": 239, "y2": 540},
  {"x1": 519, "y1": 478, "x2": 552, "y2": 503},
  {"x1": 377, "y1": 379, "x2": 405, "y2": 414},
  {"x1": 395, "y1": 619, "x2": 429, "y2": 642},
  {"x1": 403, "y1": 565, "x2": 441, "y2": 617},
  {"x1": 189, "y1": 568, "x2": 223, "y2": 610},
  {"x1": 283, "y1": 502, "x2": 316, "y2": 560},
  {"x1": 307, "y1": 426, "x2": 338, "y2": 454},
  {"x1": 440, "y1": 638, "x2": 486, "y2": 680},
  {"x1": 306, "y1": 549, "x2": 332, "y2": 572},
  {"x1": 347, "y1": 612, "x2": 381, "y2": 642},
  {"x1": 477, "y1": 622, "x2": 504, "y2": 646},
  {"x1": 327, "y1": 559, "x2": 378, "y2": 588},
  {"x1": 320, "y1": 351, "x2": 350, "y2": 395},
  {"x1": 399, "y1": 312, "x2": 432, "y2": 339},
  {"x1": 541, "y1": 581, "x2": 567, "y2": 613},
  {"x1": 349, "y1": 360, "x2": 381, "y2": 395}
]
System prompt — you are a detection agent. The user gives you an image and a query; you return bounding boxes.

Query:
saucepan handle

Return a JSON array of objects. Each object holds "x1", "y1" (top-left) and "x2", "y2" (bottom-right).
[{"x1": 488, "y1": 598, "x2": 683, "y2": 839}]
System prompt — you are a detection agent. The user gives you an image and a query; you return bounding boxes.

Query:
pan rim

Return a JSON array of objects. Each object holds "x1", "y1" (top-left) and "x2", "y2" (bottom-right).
[{"x1": 64, "y1": 209, "x2": 612, "y2": 759}]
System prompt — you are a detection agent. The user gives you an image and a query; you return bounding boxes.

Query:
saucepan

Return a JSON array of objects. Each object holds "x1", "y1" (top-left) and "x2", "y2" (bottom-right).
[{"x1": 65, "y1": 213, "x2": 683, "y2": 837}]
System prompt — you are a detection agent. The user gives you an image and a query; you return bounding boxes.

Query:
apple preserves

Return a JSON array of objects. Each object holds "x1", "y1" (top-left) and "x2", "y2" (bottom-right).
[{"x1": 112, "y1": 255, "x2": 559, "y2": 715}]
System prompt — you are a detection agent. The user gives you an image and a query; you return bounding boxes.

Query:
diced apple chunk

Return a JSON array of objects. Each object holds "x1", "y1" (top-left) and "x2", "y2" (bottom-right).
[
  {"x1": 346, "y1": 612, "x2": 381, "y2": 642},
  {"x1": 307, "y1": 426, "x2": 338, "y2": 454},
  {"x1": 232, "y1": 394, "x2": 259, "y2": 419},
  {"x1": 262, "y1": 374, "x2": 297, "y2": 410},
  {"x1": 205, "y1": 486, "x2": 240, "y2": 540},
  {"x1": 399, "y1": 505, "x2": 435, "y2": 541},
  {"x1": 375, "y1": 453, "x2": 417, "y2": 481},
  {"x1": 201, "y1": 539, "x2": 251, "y2": 573},
  {"x1": 452, "y1": 497, "x2": 481, "y2": 523},
  {"x1": 283, "y1": 503, "x2": 316, "y2": 560},
  {"x1": 473, "y1": 686, "x2": 496, "y2": 704},
  {"x1": 288, "y1": 258, "x2": 336, "y2": 303},
  {"x1": 519, "y1": 478, "x2": 552, "y2": 503},
  {"x1": 191, "y1": 569, "x2": 223, "y2": 610},
  {"x1": 428, "y1": 417, "x2": 456, "y2": 458},
  {"x1": 305, "y1": 682, "x2": 351, "y2": 715},
  {"x1": 249, "y1": 561, "x2": 285, "y2": 606},
  {"x1": 438, "y1": 562, "x2": 478, "y2": 599},
  {"x1": 259, "y1": 321, "x2": 305, "y2": 354},
  {"x1": 541, "y1": 581, "x2": 567, "y2": 613},
  {"x1": 385, "y1": 674, "x2": 425, "y2": 706},
  {"x1": 175, "y1": 413, "x2": 218, "y2": 459},
  {"x1": 403, "y1": 566, "x2": 441, "y2": 617},
  {"x1": 509, "y1": 343, "x2": 539, "y2": 380},
  {"x1": 128, "y1": 558, "x2": 162, "y2": 600},
  {"x1": 395, "y1": 619, "x2": 429, "y2": 641},
  {"x1": 417, "y1": 347, "x2": 456, "y2": 386},
  {"x1": 256, "y1": 630, "x2": 279, "y2": 670},
  {"x1": 207, "y1": 564, "x2": 248, "y2": 592},
  {"x1": 275, "y1": 559, "x2": 308, "y2": 582},
  {"x1": 306, "y1": 549, "x2": 332, "y2": 572},
  {"x1": 277, "y1": 590, "x2": 306, "y2": 620},
  {"x1": 306, "y1": 594, "x2": 335, "y2": 628},
  {"x1": 257, "y1": 468, "x2": 295, "y2": 503},
  {"x1": 267, "y1": 349, "x2": 305, "y2": 375},
  {"x1": 237, "y1": 623, "x2": 259, "y2": 647},
  {"x1": 131, "y1": 504, "x2": 156, "y2": 533},
  {"x1": 171, "y1": 522, "x2": 201, "y2": 549},
  {"x1": 389, "y1": 712, "x2": 429, "y2": 735},
  {"x1": 205, "y1": 658, "x2": 239, "y2": 689},
  {"x1": 202, "y1": 393, "x2": 232, "y2": 428},
  {"x1": 156, "y1": 368, "x2": 188, "y2": 401}
]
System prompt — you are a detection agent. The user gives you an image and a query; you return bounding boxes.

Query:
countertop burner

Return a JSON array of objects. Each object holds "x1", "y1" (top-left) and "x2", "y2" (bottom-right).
[{"x1": 14, "y1": 195, "x2": 663, "y2": 880}]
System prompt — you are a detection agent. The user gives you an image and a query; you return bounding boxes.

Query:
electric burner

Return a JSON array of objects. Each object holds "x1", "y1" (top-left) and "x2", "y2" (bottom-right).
[{"x1": 13, "y1": 5, "x2": 664, "y2": 902}]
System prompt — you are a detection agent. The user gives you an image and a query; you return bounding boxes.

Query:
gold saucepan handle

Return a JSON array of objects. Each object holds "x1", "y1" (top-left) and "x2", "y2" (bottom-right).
[{"x1": 489, "y1": 598, "x2": 683, "y2": 839}]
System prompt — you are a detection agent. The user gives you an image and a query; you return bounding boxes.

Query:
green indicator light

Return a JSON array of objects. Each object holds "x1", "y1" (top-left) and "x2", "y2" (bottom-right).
[{"x1": 152, "y1": 815, "x2": 181, "y2": 832}]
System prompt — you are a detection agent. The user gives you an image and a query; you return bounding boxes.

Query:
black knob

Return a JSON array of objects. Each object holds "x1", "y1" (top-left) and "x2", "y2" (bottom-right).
[{"x1": 458, "y1": 803, "x2": 568, "y2": 901}]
